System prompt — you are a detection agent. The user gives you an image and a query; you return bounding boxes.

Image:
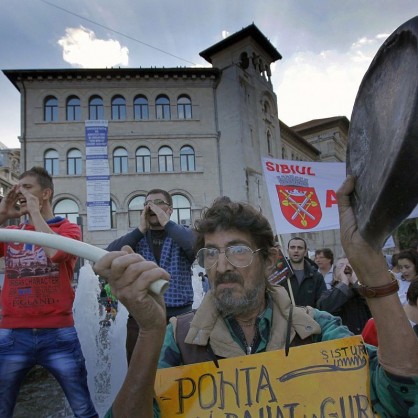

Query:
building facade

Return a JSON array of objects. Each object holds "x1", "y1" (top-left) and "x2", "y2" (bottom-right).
[
  {"x1": 0, "y1": 144, "x2": 20, "y2": 276},
  {"x1": 4, "y1": 24, "x2": 350, "y2": 257},
  {"x1": 4, "y1": 24, "x2": 289, "y2": 248}
]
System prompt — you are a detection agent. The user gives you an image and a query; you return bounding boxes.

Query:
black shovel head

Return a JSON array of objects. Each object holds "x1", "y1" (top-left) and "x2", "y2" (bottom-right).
[{"x1": 347, "y1": 16, "x2": 418, "y2": 249}]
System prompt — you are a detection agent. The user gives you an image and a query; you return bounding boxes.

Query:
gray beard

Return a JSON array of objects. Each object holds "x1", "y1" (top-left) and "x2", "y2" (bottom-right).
[{"x1": 214, "y1": 281, "x2": 265, "y2": 317}]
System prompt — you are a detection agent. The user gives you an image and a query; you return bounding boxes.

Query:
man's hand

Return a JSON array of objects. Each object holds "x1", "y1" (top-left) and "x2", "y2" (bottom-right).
[
  {"x1": 337, "y1": 175, "x2": 389, "y2": 285},
  {"x1": 139, "y1": 206, "x2": 150, "y2": 234},
  {"x1": 0, "y1": 185, "x2": 24, "y2": 221},
  {"x1": 146, "y1": 201, "x2": 170, "y2": 227},
  {"x1": 18, "y1": 186, "x2": 42, "y2": 217},
  {"x1": 334, "y1": 259, "x2": 358, "y2": 286},
  {"x1": 93, "y1": 246, "x2": 170, "y2": 330}
]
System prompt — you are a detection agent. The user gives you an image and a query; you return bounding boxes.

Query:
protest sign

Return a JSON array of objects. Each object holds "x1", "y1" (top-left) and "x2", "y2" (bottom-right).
[
  {"x1": 262, "y1": 158, "x2": 345, "y2": 234},
  {"x1": 262, "y1": 158, "x2": 418, "y2": 235},
  {"x1": 155, "y1": 335, "x2": 378, "y2": 417}
]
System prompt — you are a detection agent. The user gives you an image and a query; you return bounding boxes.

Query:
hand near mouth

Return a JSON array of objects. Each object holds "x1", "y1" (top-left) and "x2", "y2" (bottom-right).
[
  {"x1": 18, "y1": 187, "x2": 42, "y2": 215},
  {"x1": 0, "y1": 185, "x2": 25, "y2": 222},
  {"x1": 145, "y1": 202, "x2": 170, "y2": 227}
]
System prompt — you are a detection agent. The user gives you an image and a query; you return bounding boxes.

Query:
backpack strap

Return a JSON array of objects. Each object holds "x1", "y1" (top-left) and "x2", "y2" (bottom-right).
[
  {"x1": 285, "y1": 304, "x2": 314, "y2": 356},
  {"x1": 175, "y1": 311, "x2": 219, "y2": 366}
]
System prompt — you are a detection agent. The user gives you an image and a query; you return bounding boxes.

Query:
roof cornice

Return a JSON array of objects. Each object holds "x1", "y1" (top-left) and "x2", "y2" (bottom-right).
[
  {"x1": 200, "y1": 23, "x2": 282, "y2": 63},
  {"x1": 3, "y1": 67, "x2": 220, "y2": 90}
]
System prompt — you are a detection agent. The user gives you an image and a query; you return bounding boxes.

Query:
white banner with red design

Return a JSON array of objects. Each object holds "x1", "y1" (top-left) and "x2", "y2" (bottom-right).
[
  {"x1": 263, "y1": 158, "x2": 418, "y2": 235},
  {"x1": 262, "y1": 158, "x2": 345, "y2": 234}
]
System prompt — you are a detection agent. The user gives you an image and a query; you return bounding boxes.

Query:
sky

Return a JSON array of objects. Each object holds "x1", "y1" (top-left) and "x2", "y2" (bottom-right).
[{"x1": 1, "y1": 0, "x2": 418, "y2": 149}]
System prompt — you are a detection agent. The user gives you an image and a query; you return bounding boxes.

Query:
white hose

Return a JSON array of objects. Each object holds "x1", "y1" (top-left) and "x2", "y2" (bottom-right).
[{"x1": 0, "y1": 229, "x2": 169, "y2": 295}]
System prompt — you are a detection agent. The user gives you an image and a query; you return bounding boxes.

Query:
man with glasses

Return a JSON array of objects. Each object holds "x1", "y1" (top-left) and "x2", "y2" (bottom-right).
[
  {"x1": 106, "y1": 188, "x2": 195, "y2": 363},
  {"x1": 314, "y1": 248, "x2": 334, "y2": 289},
  {"x1": 96, "y1": 177, "x2": 418, "y2": 418}
]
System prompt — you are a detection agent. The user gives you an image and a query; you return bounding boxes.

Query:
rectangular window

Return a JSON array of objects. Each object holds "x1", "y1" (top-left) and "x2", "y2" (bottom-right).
[
  {"x1": 114, "y1": 157, "x2": 128, "y2": 174},
  {"x1": 45, "y1": 159, "x2": 59, "y2": 175},
  {"x1": 45, "y1": 106, "x2": 58, "y2": 122},
  {"x1": 68, "y1": 158, "x2": 82, "y2": 175}
]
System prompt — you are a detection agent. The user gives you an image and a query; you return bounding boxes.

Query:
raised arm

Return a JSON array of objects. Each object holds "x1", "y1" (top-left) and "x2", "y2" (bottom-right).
[
  {"x1": 164, "y1": 221, "x2": 196, "y2": 261},
  {"x1": 0, "y1": 185, "x2": 22, "y2": 225},
  {"x1": 94, "y1": 246, "x2": 170, "y2": 418},
  {"x1": 337, "y1": 176, "x2": 418, "y2": 376}
]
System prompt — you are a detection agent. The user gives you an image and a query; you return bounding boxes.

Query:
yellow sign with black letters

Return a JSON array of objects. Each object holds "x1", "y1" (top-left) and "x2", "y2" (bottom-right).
[{"x1": 155, "y1": 336, "x2": 378, "y2": 417}]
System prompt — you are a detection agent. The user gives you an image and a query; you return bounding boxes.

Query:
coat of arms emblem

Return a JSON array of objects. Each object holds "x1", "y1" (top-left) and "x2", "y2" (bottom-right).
[{"x1": 276, "y1": 185, "x2": 322, "y2": 229}]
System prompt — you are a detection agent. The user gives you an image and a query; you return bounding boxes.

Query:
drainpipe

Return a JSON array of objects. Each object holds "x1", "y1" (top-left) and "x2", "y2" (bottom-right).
[
  {"x1": 20, "y1": 80, "x2": 27, "y2": 172},
  {"x1": 212, "y1": 77, "x2": 223, "y2": 196}
]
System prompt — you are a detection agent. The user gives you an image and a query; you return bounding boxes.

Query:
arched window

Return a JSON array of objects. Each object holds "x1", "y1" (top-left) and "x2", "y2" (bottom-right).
[
  {"x1": 66, "y1": 96, "x2": 81, "y2": 121},
  {"x1": 110, "y1": 200, "x2": 117, "y2": 229},
  {"x1": 281, "y1": 147, "x2": 287, "y2": 159},
  {"x1": 135, "y1": 147, "x2": 151, "y2": 173},
  {"x1": 89, "y1": 95, "x2": 104, "y2": 120},
  {"x1": 67, "y1": 148, "x2": 82, "y2": 175},
  {"x1": 171, "y1": 194, "x2": 191, "y2": 225},
  {"x1": 128, "y1": 195, "x2": 146, "y2": 228},
  {"x1": 111, "y1": 95, "x2": 126, "y2": 120},
  {"x1": 158, "y1": 146, "x2": 173, "y2": 172},
  {"x1": 177, "y1": 95, "x2": 192, "y2": 119},
  {"x1": 54, "y1": 198, "x2": 79, "y2": 224},
  {"x1": 44, "y1": 149, "x2": 59, "y2": 175},
  {"x1": 180, "y1": 145, "x2": 195, "y2": 171},
  {"x1": 267, "y1": 131, "x2": 272, "y2": 155},
  {"x1": 155, "y1": 95, "x2": 170, "y2": 120},
  {"x1": 134, "y1": 95, "x2": 149, "y2": 120},
  {"x1": 113, "y1": 147, "x2": 128, "y2": 174},
  {"x1": 263, "y1": 101, "x2": 271, "y2": 114},
  {"x1": 44, "y1": 96, "x2": 58, "y2": 122}
]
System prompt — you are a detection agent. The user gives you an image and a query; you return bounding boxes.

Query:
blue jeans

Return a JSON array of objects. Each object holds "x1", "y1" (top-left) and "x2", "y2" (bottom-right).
[{"x1": 0, "y1": 327, "x2": 98, "y2": 418}]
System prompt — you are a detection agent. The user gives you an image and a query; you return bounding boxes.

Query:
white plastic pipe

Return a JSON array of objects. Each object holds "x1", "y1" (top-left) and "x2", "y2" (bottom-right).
[{"x1": 0, "y1": 229, "x2": 169, "y2": 295}]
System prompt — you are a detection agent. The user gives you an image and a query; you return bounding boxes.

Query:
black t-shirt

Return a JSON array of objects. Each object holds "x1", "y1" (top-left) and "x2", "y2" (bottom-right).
[{"x1": 150, "y1": 229, "x2": 166, "y2": 264}]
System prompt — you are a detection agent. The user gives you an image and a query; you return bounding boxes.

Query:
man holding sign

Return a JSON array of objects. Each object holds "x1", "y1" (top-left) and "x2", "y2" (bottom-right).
[{"x1": 95, "y1": 176, "x2": 418, "y2": 418}]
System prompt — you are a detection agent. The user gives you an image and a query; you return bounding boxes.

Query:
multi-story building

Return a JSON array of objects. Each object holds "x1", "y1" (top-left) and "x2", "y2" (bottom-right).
[
  {"x1": 292, "y1": 116, "x2": 349, "y2": 163},
  {"x1": 3, "y1": 24, "x2": 347, "y2": 255},
  {"x1": 0, "y1": 144, "x2": 20, "y2": 280},
  {"x1": 0, "y1": 143, "x2": 20, "y2": 217}
]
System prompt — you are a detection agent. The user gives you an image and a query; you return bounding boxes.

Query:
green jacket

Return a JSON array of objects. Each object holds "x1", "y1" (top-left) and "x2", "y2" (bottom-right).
[{"x1": 106, "y1": 286, "x2": 418, "y2": 417}]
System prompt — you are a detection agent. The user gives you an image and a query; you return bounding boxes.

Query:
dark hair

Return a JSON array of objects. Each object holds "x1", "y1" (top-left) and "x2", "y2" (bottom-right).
[
  {"x1": 194, "y1": 196, "x2": 274, "y2": 260},
  {"x1": 19, "y1": 166, "x2": 54, "y2": 201},
  {"x1": 146, "y1": 189, "x2": 172, "y2": 206},
  {"x1": 315, "y1": 248, "x2": 334, "y2": 264},
  {"x1": 397, "y1": 249, "x2": 418, "y2": 273},
  {"x1": 287, "y1": 237, "x2": 307, "y2": 250},
  {"x1": 391, "y1": 253, "x2": 400, "y2": 269},
  {"x1": 407, "y1": 280, "x2": 418, "y2": 306},
  {"x1": 409, "y1": 239, "x2": 418, "y2": 250}
]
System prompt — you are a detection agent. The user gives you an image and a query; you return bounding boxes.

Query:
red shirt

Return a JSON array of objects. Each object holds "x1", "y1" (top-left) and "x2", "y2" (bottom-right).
[
  {"x1": 0, "y1": 218, "x2": 81, "y2": 328},
  {"x1": 362, "y1": 318, "x2": 378, "y2": 346}
]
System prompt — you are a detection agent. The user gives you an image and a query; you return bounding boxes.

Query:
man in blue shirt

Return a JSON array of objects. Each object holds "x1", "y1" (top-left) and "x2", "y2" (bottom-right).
[{"x1": 106, "y1": 188, "x2": 195, "y2": 363}]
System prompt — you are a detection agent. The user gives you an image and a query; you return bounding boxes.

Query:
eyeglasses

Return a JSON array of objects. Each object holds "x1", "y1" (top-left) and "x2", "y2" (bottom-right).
[
  {"x1": 196, "y1": 245, "x2": 262, "y2": 270},
  {"x1": 144, "y1": 199, "x2": 171, "y2": 206}
]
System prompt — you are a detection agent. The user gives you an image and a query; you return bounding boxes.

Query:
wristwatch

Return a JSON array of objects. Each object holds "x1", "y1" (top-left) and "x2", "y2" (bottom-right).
[{"x1": 357, "y1": 271, "x2": 399, "y2": 298}]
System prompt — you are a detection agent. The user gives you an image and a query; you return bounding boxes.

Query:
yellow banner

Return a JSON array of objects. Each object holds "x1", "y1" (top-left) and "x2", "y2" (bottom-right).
[{"x1": 155, "y1": 335, "x2": 378, "y2": 417}]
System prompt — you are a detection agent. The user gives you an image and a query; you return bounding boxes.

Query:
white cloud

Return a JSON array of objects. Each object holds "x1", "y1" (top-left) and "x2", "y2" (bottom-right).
[
  {"x1": 58, "y1": 26, "x2": 129, "y2": 68},
  {"x1": 274, "y1": 35, "x2": 388, "y2": 126}
]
